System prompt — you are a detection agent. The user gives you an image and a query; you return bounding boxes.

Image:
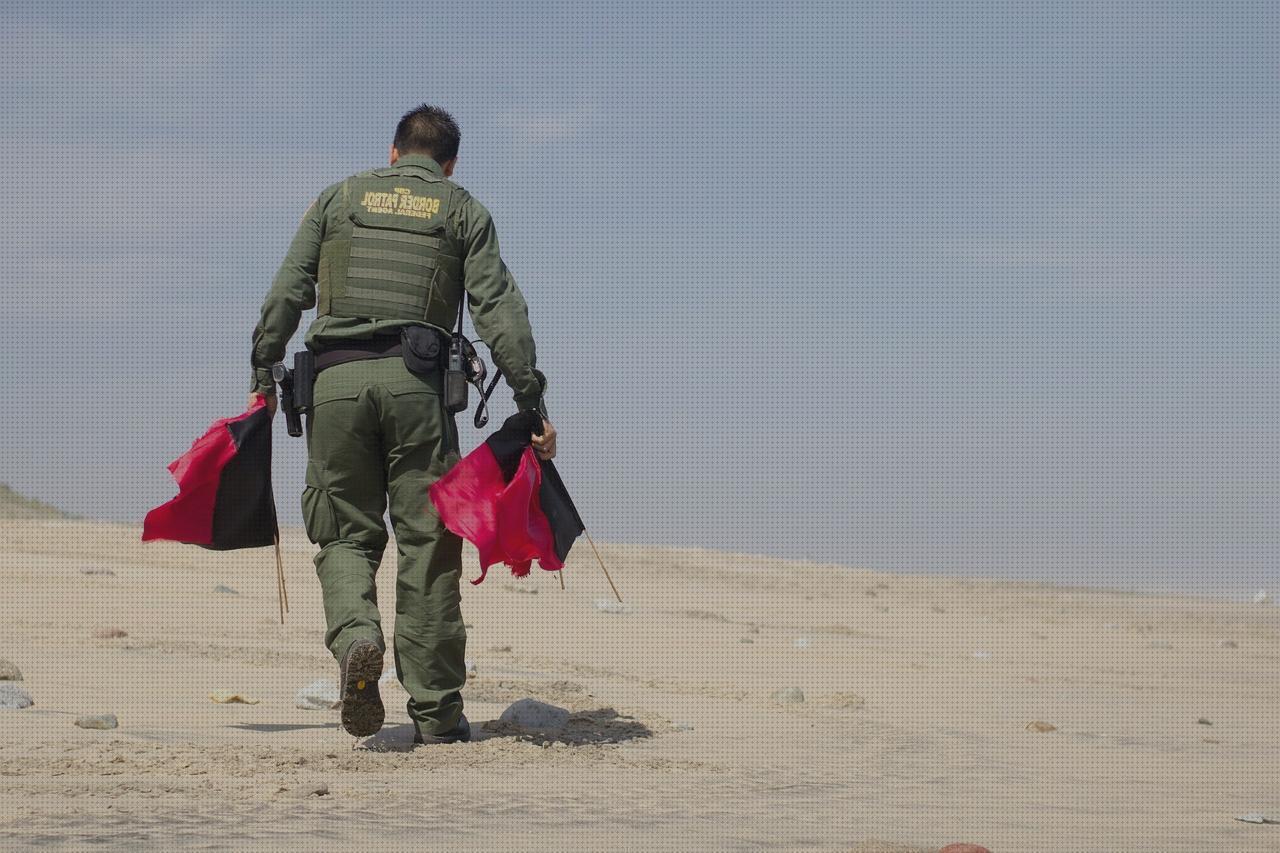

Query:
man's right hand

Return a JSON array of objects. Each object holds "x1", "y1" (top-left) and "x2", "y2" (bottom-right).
[{"x1": 248, "y1": 392, "x2": 278, "y2": 417}]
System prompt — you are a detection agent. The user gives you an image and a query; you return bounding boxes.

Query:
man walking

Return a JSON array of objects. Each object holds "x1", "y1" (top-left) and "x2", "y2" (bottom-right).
[{"x1": 249, "y1": 104, "x2": 556, "y2": 744}]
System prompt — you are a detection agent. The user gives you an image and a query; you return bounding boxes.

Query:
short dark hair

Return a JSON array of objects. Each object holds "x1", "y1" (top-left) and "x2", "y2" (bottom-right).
[{"x1": 393, "y1": 104, "x2": 461, "y2": 163}]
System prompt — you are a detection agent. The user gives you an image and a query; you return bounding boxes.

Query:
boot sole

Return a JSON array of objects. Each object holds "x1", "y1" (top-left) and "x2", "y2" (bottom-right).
[{"x1": 339, "y1": 640, "x2": 384, "y2": 737}]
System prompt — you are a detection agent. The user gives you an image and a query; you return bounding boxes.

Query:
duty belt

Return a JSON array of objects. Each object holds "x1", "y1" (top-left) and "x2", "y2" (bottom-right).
[{"x1": 312, "y1": 336, "x2": 404, "y2": 373}]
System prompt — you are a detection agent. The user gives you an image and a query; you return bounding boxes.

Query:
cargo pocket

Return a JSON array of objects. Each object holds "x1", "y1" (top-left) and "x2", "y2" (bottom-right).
[{"x1": 301, "y1": 459, "x2": 340, "y2": 545}]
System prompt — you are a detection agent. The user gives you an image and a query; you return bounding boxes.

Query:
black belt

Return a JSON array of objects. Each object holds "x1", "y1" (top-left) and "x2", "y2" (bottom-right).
[{"x1": 313, "y1": 337, "x2": 403, "y2": 373}]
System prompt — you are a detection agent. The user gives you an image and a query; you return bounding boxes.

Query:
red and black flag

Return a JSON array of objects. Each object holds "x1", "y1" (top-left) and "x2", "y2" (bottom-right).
[
  {"x1": 429, "y1": 410, "x2": 585, "y2": 585},
  {"x1": 142, "y1": 398, "x2": 278, "y2": 550}
]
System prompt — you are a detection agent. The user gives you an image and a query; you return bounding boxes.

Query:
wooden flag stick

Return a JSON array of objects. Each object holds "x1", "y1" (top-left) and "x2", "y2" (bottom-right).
[
  {"x1": 583, "y1": 530, "x2": 621, "y2": 603},
  {"x1": 557, "y1": 568, "x2": 566, "y2": 591},
  {"x1": 273, "y1": 533, "x2": 289, "y2": 624}
]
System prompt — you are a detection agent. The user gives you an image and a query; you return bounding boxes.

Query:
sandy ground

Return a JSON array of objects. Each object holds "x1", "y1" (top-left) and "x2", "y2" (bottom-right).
[{"x1": 0, "y1": 518, "x2": 1277, "y2": 852}]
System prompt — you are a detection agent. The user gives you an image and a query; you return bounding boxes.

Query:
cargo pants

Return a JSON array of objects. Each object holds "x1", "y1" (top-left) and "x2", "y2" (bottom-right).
[{"x1": 301, "y1": 355, "x2": 466, "y2": 735}]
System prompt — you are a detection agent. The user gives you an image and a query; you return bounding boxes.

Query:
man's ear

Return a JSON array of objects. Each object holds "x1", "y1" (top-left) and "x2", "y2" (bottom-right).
[
  {"x1": 442, "y1": 158, "x2": 456, "y2": 177},
  {"x1": 389, "y1": 145, "x2": 399, "y2": 165}
]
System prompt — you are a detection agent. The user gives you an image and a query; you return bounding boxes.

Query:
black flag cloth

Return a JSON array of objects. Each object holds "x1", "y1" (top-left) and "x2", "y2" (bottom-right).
[{"x1": 143, "y1": 399, "x2": 278, "y2": 550}]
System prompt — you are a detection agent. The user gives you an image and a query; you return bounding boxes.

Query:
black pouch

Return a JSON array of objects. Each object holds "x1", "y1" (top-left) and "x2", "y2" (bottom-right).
[{"x1": 401, "y1": 325, "x2": 444, "y2": 377}]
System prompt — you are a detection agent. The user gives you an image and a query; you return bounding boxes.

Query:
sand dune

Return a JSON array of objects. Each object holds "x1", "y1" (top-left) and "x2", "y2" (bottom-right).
[{"x1": 0, "y1": 518, "x2": 1276, "y2": 851}]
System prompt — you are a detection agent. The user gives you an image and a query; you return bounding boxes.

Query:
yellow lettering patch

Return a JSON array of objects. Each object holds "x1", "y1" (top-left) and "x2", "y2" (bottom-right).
[{"x1": 360, "y1": 189, "x2": 442, "y2": 220}]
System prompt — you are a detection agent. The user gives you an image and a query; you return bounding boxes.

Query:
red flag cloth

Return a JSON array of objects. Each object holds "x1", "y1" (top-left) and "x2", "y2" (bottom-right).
[
  {"x1": 429, "y1": 411, "x2": 582, "y2": 585},
  {"x1": 142, "y1": 398, "x2": 277, "y2": 549}
]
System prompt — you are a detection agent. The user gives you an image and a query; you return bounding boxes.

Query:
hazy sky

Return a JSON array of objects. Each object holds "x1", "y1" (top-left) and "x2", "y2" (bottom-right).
[{"x1": 2, "y1": 2, "x2": 1276, "y2": 597}]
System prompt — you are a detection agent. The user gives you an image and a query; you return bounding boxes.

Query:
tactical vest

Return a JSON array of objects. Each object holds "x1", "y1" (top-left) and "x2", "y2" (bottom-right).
[{"x1": 317, "y1": 167, "x2": 463, "y2": 329}]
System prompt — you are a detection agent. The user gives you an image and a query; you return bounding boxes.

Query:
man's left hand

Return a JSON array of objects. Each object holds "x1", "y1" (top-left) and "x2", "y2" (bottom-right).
[{"x1": 532, "y1": 418, "x2": 557, "y2": 460}]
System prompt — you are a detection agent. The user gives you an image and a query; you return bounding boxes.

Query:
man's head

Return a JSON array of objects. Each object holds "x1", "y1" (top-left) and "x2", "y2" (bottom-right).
[{"x1": 390, "y1": 104, "x2": 461, "y2": 176}]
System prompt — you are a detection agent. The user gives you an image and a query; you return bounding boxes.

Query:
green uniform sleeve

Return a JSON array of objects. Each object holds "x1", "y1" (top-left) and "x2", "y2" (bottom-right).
[
  {"x1": 249, "y1": 194, "x2": 326, "y2": 393},
  {"x1": 454, "y1": 195, "x2": 547, "y2": 413}
]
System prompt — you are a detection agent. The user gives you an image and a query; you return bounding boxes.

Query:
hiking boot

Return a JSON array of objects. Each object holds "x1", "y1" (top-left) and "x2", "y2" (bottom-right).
[
  {"x1": 413, "y1": 714, "x2": 471, "y2": 745},
  {"x1": 338, "y1": 638, "x2": 384, "y2": 737}
]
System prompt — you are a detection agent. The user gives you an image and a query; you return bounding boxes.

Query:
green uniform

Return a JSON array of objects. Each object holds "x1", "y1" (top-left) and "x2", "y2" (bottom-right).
[{"x1": 250, "y1": 154, "x2": 546, "y2": 734}]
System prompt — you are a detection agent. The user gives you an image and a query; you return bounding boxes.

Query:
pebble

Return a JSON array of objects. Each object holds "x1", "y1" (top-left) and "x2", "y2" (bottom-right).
[
  {"x1": 1220, "y1": 639, "x2": 1239, "y2": 649},
  {"x1": 79, "y1": 567, "x2": 116, "y2": 576},
  {"x1": 295, "y1": 680, "x2": 339, "y2": 710},
  {"x1": 673, "y1": 721, "x2": 694, "y2": 732},
  {"x1": 0, "y1": 659, "x2": 22, "y2": 681},
  {"x1": 466, "y1": 659, "x2": 478, "y2": 678},
  {"x1": 309, "y1": 784, "x2": 330, "y2": 797},
  {"x1": 1234, "y1": 813, "x2": 1278, "y2": 825},
  {"x1": 0, "y1": 684, "x2": 33, "y2": 709},
  {"x1": 827, "y1": 692, "x2": 866, "y2": 710},
  {"x1": 75, "y1": 714, "x2": 118, "y2": 730},
  {"x1": 940, "y1": 845, "x2": 993, "y2": 853},
  {"x1": 594, "y1": 598, "x2": 630, "y2": 614},
  {"x1": 1197, "y1": 717, "x2": 1212, "y2": 726},
  {"x1": 213, "y1": 585, "x2": 239, "y2": 595},
  {"x1": 487, "y1": 645, "x2": 513, "y2": 653},
  {"x1": 1026, "y1": 720, "x2": 1058, "y2": 733},
  {"x1": 971, "y1": 650, "x2": 993, "y2": 660},
  {"x1": 1252, "y1": 590, "x2": 1269, "y2": 604},
  {"x1": 499, "y1": 698, "x2": 571, "y2": 733},
  {"x1": 793, "y1": 637, "x2": 812, "y2": 649},
  {"x1": 93, "y1": 628, "x2": 128, "y2": 639},
  {"x1": 771, "y1": 687, "x2": 805, "y2": 704},
  {"x1": 738, "y1": 637, "x2": 754, "y2": 644}
]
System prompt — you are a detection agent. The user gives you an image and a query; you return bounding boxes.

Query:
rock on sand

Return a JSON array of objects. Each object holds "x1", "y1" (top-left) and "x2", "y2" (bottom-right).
[
  {"x1": 499, "y1": 699, "x2": 571, "y2": 733},
  {"x1": 0, "y1": 659, "x2": 22, "y2": 681},
  {"x1": 295, "y1": 680, "x2": 339, "y2": 710},
  {"x1": 0, "y1": 684, "x2": 33, "y2": 709},
  {"x1": 75, "y1": 714, "x2": 119, "y2": 730}
]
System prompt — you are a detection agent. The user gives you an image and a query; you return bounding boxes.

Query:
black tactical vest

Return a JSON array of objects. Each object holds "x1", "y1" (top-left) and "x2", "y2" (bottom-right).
[{"x1": 317, "y1": 166, "x2": 463, "y2": 329}]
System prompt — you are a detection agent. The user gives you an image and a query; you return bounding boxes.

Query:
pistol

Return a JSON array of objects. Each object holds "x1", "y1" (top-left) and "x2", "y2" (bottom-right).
[{"x1": 271, "y1": 351, "x2": 315, "y2": 438}]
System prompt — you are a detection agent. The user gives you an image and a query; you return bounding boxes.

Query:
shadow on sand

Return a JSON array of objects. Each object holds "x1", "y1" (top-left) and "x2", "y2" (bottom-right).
[
  {"x1": 353, "y1": 708, "x2": 655, "y2": 753},
  {"x1": 226, "y1": 722, "x2": 340, "y2": 733}
]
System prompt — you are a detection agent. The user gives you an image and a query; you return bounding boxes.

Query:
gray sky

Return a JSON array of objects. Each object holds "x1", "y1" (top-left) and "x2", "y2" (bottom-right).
[{"x1": 2, "y1": 2, "x2": 1276, "y2": 597}]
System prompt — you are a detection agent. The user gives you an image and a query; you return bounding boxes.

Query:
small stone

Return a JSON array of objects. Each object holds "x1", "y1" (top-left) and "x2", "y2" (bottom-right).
[
  {"x1": 1235, "y1": 813, "x2": 1270, "y2": 824},
  {"x1": 673, "y1": 721, "x2": 694, "y2": 732},
  {"x1": 0, "y1": 659, "x2": 22, "y2": 681},
  {"x1": 738, "y1": 637, "x2": 754, "y2": 644},
  {"x1": 793, "y1": 637, "x2": 812, "y2": 649},
  {"x1": 75, "y1": 714, "x2": 118, "y2": 730},
  {"x1": 971, "y1": 650, "x2": 993, "y2": 660},
  {"x1": 1197, "y1": 717, "x2": 1212, "y2": 726},
  {"x1": 849, "y1": 843, "x2": 934, "y2": 853},
  {"x1": 940, "y1": 845, "x2": 993, "y2": 853},
  {"x1": 79, "y1": 567, "x2": 116, "y2": 576},
  {"x1": 1220, "y1": 639, "x2": 1239, "y2": 649},
  {"x1": 771, "y1": 687, "x2": 805, "y2": 704},
  {"x1": 213, "y1": 585, "x2": 239, "y2": 595},
  {"x1": 93, "y1": 628, "x2": 127, "y2": 639},
  {"x1": 466, "y1": 659, "x2": 478, "y2": 678},
  {"x1": 827, "y1": 692, "x2": 866, "y2": 710},
  {"x1": 295, "y1": 680, "x2": 339, "y2": 710},
  {"x1": 487, "y1": 645, "x2": 513, "y2": 653},
  {"x1": 309, "y1": 784, "x2": 329, "y2": 797},
  {"x1": 1025, "y1": 720, "x2": 1057, "y2": 733},
  {"x1": 0, "y1": 684, "x2": 33, "y2": 709},
  {"x1": 499, "y1": 698, "x2": 571, "y2": 733},
  {"x1": 1251, "y1": 590, "x2": 1269, "y2": 604},
  {"x1": 930, "y1": 605, "x2": 946, "y2": 614},
  {"x1": 594, "y1": 598, "x2": 630, "y2": 614}
]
